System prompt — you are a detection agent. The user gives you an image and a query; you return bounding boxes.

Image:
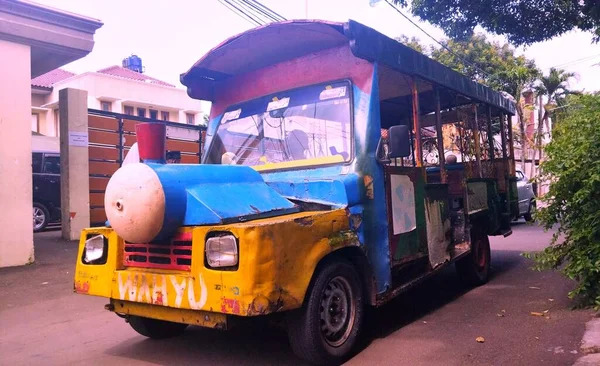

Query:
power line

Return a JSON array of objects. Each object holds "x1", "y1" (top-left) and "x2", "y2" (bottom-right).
[
  {"x1": 220, "y1": 0, "x2": 262, "y2": 26},
  {"x1": 549, "y1": 54, "x2": 600, "y2": 69},
  {"x1": 231, "y1": 0, "x2": 278, "y2": 24},
  {"x1": 243, "y1": 0, "x2": 286, "y2": 22},
  {"x1": 219, "y1": 0, "x2": 286, "y2": 26}
]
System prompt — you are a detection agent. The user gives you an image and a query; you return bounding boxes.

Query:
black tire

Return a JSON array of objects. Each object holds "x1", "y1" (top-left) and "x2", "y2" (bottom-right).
[
  {"x1": 456, "y1": 227, "x2": 491, "y2": 287},
  {"x1": 33, "y1": 202, "x2": 49, "y2": 232},
  {"x1": 524, "y1": 200, "x2": 536, "y2": 222},
  {"x1": 286, "y1": 259, "x2": 364, "y2": 366},
  {"x1": 127, "y1": 316, "x2": 188, "y2": 339}
]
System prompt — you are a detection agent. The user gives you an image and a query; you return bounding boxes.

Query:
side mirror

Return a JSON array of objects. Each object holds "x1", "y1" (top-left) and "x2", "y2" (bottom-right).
[{"x1": 388, "y1": 125, "x2": 411, "y2": 158}]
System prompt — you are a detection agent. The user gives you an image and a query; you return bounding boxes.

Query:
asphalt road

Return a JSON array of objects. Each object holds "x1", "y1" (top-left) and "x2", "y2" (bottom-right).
[{"x1": 0, "y1": 222, "x2": 595, "y2": 366}]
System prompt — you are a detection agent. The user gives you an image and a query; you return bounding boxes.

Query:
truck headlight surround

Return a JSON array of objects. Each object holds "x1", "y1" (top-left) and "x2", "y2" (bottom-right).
[
  {"x1": 83, "y1": 234, "x2": 108, "y2": 265},
  {"x1": 205, "y1": 232, "x2": 239, "y2": 270}
]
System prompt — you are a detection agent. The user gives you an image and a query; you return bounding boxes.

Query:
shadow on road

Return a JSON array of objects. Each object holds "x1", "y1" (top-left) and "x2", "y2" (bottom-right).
[
  {"x1": 106, "y1": 318, "x2": 309, "y2": 366},
  {"x1": 103, "y1": 247, "x2": 524, "y2": 366}
]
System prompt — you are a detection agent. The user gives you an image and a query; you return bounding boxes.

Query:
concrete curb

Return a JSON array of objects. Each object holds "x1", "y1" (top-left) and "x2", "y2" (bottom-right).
[
  {"x1": 574, "y1": 316, "x2": 600, "y2": 366},
  {"x1": 581, "y1": 318, "x2": 600, "y2": 354},
  {"x1": 573, "y1": 354, "x2": 600, "y2": 366}
]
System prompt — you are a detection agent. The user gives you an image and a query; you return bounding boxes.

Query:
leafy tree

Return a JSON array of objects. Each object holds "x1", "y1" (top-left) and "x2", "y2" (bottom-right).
[
  {"x1": 394, "y1": 35, "x2": 425, "y2": 53},
  {"x1": 389, "y1": 0, "x2": 600, "y2": 46},
  {"x1": 524, "y1": 93, "x2": 600, "y2": 309},
  {"x1": 531, "y1": 68, "x2": 578, "y2": 182}
]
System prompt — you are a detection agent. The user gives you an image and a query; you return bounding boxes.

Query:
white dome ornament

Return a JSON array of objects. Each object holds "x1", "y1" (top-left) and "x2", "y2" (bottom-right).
[{"x1": 221, "y1": 152, "x2": 237, "y2": 165}]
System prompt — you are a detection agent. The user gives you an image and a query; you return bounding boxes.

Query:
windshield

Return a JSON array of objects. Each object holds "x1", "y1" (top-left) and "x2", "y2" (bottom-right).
[{"x1": 204, "y1": 81, "x2": 352, "y2": 168}]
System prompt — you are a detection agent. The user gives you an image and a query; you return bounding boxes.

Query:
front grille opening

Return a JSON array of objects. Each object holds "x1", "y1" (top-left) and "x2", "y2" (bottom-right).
[
  {"x1": 177, "y1": 258, "x2": 192, "y2": 266},
  {"x1": 123, "y1": 234, "x2": 193, "y2": 271},
  {"x1": 149, "y1": 247, "x2": 171, "y2": 255},
  {"x1": 128, "y1": 255, "x2": 147, "y2": 263},
  {"x1": 149, "y1": 256, "x2": 171, "y2": 264},
  {"x1": 124, "y1": 247, "x2": 147, "y2": 253}
]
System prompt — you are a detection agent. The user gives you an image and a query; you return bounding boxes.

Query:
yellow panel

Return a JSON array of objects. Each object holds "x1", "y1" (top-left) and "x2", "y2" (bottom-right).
[
  {"x1": 74, "y1": 209, "x2": 359, "y2": 318},
  {"x1": 110, "y1": 299, "x2": 228, "y2": 329},
  {"x1": 251, "y1": 155, "x2": 344, "y2": 172}
]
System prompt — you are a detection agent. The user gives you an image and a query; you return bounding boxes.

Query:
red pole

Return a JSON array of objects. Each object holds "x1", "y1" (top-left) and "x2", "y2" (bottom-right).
[{"x1": 136, "y1": 123, "x2": 166, "y2": 163}]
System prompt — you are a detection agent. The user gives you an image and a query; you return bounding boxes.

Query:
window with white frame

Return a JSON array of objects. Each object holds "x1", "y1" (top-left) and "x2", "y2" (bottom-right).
[
  {"x1": 186, "y1": 113, "x2": 195, "y2": 125},
  {"x1": 31, "y1": 114, "x2": 39, "y2": 133}
]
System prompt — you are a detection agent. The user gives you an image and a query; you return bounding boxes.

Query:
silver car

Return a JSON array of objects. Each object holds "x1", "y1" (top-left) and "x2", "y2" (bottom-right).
[{"x1": 515, "y1": 170, "x2": 537, "y2": 222}]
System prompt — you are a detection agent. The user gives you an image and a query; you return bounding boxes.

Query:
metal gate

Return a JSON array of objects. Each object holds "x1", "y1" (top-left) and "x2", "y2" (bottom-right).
[{"x1": 87, "y1": 109, "x2": 206, "y2": 226}]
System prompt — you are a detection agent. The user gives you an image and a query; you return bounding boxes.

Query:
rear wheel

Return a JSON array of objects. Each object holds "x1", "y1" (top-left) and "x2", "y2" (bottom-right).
[
  {"x1": 286, "y1": 259, "x2": 364, "y2": 366},
  {"x1": 33, "y1": 203, "x2": 49, "y2": 232},
  {"x1": 456, "y1": 227, "x2": 491, "y2": 287},
  {"x1": 524, "y1": 200, "x2": 536, "y2": 222},
  {"x1": 127, "y1": 316, "x2": 188, "y2": 339}
]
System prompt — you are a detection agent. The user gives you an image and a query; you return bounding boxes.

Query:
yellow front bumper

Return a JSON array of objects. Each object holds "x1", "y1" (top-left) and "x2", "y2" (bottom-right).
[{"x1": 74, "y1": 209, "x2": 357, "y2": 324}]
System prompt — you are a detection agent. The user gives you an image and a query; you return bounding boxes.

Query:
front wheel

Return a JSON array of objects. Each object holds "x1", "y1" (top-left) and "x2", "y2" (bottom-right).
[
  {"x1": 127, "y1": 316, "x2": 188, "y2": 339},
  {"x1": 286, "y1": 259, "x2": 364, "y2": 366},
  {"x1": 456, "y1": 227, "x2": 491, "y2": 287}
]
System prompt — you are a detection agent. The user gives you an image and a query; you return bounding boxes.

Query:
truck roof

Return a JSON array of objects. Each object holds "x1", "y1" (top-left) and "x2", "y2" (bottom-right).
[{"x1": 180, "y1": 19, "x2": 516, "y2": 116}]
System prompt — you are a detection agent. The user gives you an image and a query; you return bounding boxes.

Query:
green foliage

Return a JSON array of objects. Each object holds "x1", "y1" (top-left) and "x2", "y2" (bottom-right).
[
  {"x1": 390, "y1": 0, "x2": 600, "y2": 46},
  {"x1": 523, "y1": 93, "x2": 600, "y2": 309},
  {"x1": 394, "y1": 35, "x2": 425, "y2": 53},
  {"x1": 394, "y1": 33, "x2": 539, "y2": 95}
]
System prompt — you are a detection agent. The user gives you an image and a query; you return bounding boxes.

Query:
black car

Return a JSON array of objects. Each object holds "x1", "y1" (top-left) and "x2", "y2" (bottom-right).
[{"x1": 32, "y1": 151, "x2": 61, "y2": 232}]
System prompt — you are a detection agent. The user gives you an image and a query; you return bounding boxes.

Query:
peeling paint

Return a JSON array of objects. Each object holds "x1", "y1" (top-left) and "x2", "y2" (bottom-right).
[
  {"x1": 294, "y1": 216, "x2": 314, "y2": 226},
  {"x1": 364, "y1": 175, "x2": 374, "y2": 199},
  {"x1": 328, "y1": 230, "x2": 360, "y2": 249},
  {"x1": 221, "y1": 298, "x2": 241, "y2": 314},
  {"x1": 74, "y1": 281, "x2": 90, "y2": 294}
]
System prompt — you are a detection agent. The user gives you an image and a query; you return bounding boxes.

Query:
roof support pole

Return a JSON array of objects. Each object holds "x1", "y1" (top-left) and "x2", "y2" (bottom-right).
[
  {"x1": 410, "y1": 77, "x2": 423, "y2": 168},
  {"x1": 434, "y1": 87, "x2": 446, "y2": 183},
  {"x1": 500, "y1": 113, "x2": 508, "y2": 160},
  {"x1": 507, "y1": 114, "x2": 516, "y2": 175},
  {"x1": 486, "y1": 105, "x2": 495, "y2": 160},
  {"x1": 472, "y1": 104, "x2": 482, "y2": 178}
]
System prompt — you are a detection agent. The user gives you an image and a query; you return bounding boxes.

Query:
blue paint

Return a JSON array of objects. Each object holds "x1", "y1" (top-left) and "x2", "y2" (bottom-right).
[
  {"x1": 350, "y1": 64, "x2": 391, "y2": 294},
  {"x1": 263, "y1": 169, "x2": 362, "y2": 208},
  {"x1": 146, "y1": 163, "x2": 299, "y2": 241}
]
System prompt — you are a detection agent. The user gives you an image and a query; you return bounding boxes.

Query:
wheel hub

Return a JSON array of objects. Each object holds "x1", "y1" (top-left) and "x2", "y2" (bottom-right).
[
  {"x1": 319, "y1": 276, "x2": 355, "y2": 347},
  {"x1": 33, "y1": 207, "x2": 45, "y2": 229}
]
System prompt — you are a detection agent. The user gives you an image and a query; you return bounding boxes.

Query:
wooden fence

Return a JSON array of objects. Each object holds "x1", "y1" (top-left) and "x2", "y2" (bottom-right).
[{"x1": 87, "y1": 110, "x2": 206, "y2": 226}]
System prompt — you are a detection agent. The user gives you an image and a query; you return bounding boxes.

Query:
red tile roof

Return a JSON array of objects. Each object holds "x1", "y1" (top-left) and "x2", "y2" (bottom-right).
[
  {"x1": 97, "y1": 65, "x2": 175, "y2": 87},
  {"x1": 31, "y1": 68, "x2": 76, "y2": 88}
]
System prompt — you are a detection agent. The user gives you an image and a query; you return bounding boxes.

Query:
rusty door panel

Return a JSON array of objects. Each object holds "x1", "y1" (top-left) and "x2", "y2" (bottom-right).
[
  {"x1": 89, "y1": 192, "x2": 105, "y2": 207},
  {"x1": 90, "y1": 207, "x2": 108, "y2": 225},
  {"x1": 89, "y1": 130, "x2": 120, "y2": 146},
  {"x1": 166, "y1": 139, "x2": 200, "y2": 154},
  {"x1": 180, "y1": 154, "x2": 200, "y2": 164},
  {"x1": 89, "y1": 177, "x2": 110, "y2": 191},
  {"x1": 89, "y1": 161, "x2": 120, "y2": 176},
  {"x1": 89, "y1": 146, "x2": 119, "y2": 161},
  {"x1": 89, "y1": 115, "x2": 119, "y2": 130}
]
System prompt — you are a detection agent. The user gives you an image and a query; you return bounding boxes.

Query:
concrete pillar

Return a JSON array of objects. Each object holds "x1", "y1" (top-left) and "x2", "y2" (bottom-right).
[
  {"x1": 59, "y1": 88, "x2": 90, "y2": 240},
  {"x1": 0, "y1": 40, "x2": 33, "y2": 267}
]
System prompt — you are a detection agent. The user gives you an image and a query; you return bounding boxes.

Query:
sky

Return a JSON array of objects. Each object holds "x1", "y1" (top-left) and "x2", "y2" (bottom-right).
[{"x1": 32, "y1": 0, "x2": 600, "y2": 113}]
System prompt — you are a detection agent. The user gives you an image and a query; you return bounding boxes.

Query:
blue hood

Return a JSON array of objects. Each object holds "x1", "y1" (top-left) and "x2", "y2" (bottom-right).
[{"x1": 147, "y1": 164, "x2": 300, "y2": 238}]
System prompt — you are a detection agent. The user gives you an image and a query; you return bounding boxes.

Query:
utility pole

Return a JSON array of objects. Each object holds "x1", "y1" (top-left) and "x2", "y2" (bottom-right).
[{"x1": 305, "y1": 0, "x2": 308, "y2": 18}]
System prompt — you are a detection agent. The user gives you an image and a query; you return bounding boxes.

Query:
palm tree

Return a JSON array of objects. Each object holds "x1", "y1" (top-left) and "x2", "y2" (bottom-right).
[
  {"x1": 497, "y1": 62, "x2": 540, "y2": 173},
  {"x1": 532, "y1": 68, "x2": 578, "y2": 186}
]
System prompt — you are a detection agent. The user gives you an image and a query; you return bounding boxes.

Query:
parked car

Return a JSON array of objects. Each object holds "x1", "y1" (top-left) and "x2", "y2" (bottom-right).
[
  {"x1": 32, "y1": 151, "x2": 61, "y2": 232},
  {"x1": 515, "y1": 170, "x2": 537, "y2": 222}
]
